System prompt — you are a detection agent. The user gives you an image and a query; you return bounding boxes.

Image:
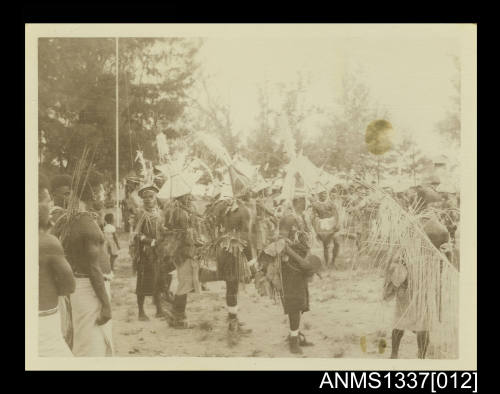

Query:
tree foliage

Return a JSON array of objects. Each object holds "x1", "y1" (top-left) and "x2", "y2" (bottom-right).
[
  {"x1": 38, "y1": 37, "x2": 201, "y2": 181},
  {"x1": 307, "y1": 71, "x2": 390, "y2": 175},
  {"x1": 245, "y1": 83, "x2": 288, "y2": 178},
  {"x1": 39, "y1": 40, "x2": 456, "y2": 188},
  {"x1": 435, "y1": 55, "x2": 460, "y2": 146}
]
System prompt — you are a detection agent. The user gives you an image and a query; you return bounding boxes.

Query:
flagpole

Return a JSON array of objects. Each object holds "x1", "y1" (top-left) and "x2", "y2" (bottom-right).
[{"x1": 116, "y1": 37, "x2": 120, "y2": 229}]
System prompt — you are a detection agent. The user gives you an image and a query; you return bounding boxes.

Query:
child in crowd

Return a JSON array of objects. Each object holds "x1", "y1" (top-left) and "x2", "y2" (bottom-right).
[{"x1": 103, "y1": 213, "x2": 120, "y2": 272}]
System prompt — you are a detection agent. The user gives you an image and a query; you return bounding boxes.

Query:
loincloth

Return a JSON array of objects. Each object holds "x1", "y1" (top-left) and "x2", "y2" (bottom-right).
[
  {"x1": 39, "y1": 308, "x2": 74, "y2": 357},
  {"x1": 70, "y1": 279, "x2": 113, "y2": 357}
]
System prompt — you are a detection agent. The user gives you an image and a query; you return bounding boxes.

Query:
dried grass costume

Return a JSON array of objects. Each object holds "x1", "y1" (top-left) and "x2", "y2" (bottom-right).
[
  {"x1": 160, "y1": 198, "x2": 202, "y2": 296},
  {"x1": 258, "y1": 212, "x2": 312, "y2": 314},
  {"x1": 205, "y1": 198, "x2": 252, "y2": 285}
]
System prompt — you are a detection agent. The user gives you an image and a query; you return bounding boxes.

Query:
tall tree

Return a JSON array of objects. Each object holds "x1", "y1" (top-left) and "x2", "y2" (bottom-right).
[
  {"x1": 311, "y1": 70, "x2": 389, "y2": 175},
  {"x1": 38, "y1": 37, "x2": 201, "y2": 181},
  {"x1": 118, "y1": 38, "x2": 201, "y2": 175},
  {"x1": 278, "y1": 75, "x2": 310, "y2": 153},
  {"x1": 188, "y1": 75, "x2": 241, "y2": 158},
  {"x1": 435, "y1": 55, "x2": 461, "y2": 147},
  {"x1": 38, "y1": 38, "x2": 116, "y2": 174},
  {"x1": 245, "y1": 83, "x2": 288, "y2": 178},
  {"x1": 394, "y1": 135, "x2": 432, "y2": 186}
]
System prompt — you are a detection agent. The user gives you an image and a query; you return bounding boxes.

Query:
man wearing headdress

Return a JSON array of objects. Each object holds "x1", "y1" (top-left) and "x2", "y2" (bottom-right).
[
  {"x1": 130, "y1": 184, "x2": 165, "y2": 321},
  {"x1": 50, "y1": 174, "x2": 114, "y2": 356},
  {"x1": 411, "y1": 176, "x2": 443, "y2": 211},
  {"x1": 159, "y1": 176, "x2": 205, "y2": 328},
  {"x1": 253, "y1": 182, "x2": 278, "y2": 256},
  {"x1": 257, "y1": 191, "x2": 317, "y2": 354},
  {"x1": 49, "y1": 175, "x2": 73, "y2": 225},
  {"x1": 383, "y1": 194, "x2": 452, "y2": 359},
  {"x1": 203, "y1": 179, "x2": 254, "y2": 335},
  {"x1": 311, "y1": 187, "x2": 340, "y2": 268},
  {"x1": 159, "y1": 172, "x2": 223, "y2": 328}
]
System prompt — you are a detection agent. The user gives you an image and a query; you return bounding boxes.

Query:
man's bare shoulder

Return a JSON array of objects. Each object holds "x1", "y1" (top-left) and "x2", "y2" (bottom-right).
[
  {"x1": 69, "y1": 212, "x2": 104, "y2": 242},
  {"x1": 39, "y1": 232, "x2": 65, "y2": 256}
]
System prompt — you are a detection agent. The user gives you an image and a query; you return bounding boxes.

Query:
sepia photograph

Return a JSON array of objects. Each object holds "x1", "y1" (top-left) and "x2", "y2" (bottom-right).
[{"x1": 26, "y1": 23, "x2": 477, "y2": 370}]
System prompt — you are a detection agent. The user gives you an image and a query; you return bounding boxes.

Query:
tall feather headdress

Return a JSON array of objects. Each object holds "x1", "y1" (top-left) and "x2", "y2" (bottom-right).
[{"x1": 194, "y1": 132, "x2": 251, "y2": 197}]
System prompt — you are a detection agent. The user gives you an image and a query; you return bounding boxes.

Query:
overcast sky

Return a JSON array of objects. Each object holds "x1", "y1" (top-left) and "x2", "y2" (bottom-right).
[{"x1": 194, "y1": 35, "x2": 460, "y2": 158}]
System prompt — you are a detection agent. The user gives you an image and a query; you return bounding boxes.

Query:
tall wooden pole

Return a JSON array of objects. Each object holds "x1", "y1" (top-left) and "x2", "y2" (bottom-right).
[{"x1": 116, "y1": 38, "x2": 120, "y2": 228}]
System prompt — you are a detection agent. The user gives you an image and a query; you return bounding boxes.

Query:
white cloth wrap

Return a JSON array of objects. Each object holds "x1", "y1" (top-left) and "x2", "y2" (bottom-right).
[
  {"x1": 70, "y1": 278, "x2": 114, "y2": 357},
  {"x1": 175, "y1": 258, "x2": 200, "y2": 296},
  {"x1": 318, "y1": 217, "x2": 336, "y2": 232},
  {"x1": 58, "y1": 296, "x2": 72, "y2": 344},
  {"x1": 39, "y1": 309, "x2": 74, "y2": 357}
]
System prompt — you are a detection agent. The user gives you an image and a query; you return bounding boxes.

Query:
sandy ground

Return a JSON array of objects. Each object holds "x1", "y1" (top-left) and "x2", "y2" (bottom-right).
[{"x1": 111, "y1": 232, "x2": 420, "y2": 359}]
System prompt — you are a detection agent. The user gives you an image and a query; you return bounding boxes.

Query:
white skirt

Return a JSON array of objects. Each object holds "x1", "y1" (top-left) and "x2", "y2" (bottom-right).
[
  {"x1": 39, "y1": 309, "x2": 74, "y2": 357},
  {"x1": 70, "y1": 278, "x2": 114, "y2": 357}
]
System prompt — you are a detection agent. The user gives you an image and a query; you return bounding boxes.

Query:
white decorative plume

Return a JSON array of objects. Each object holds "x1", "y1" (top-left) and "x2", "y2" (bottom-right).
[{"x1": 155, "y1": 132, "x2": 169, "y2": 163}]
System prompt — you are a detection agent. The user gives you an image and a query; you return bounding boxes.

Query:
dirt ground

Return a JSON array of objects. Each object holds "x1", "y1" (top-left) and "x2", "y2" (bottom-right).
[{"x1": 111, "y1": 232, "x2": 420, "y2": 359}]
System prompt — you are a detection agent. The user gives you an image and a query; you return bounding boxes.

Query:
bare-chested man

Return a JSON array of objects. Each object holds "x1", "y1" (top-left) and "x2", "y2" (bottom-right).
[
  {"x1": 50, "y1": 175, "x2": 72, "y2": 212},
  {"x1": 39, "y1": 203, "x2": 75, "y2": 357},
  {"x1": 311, "y1": 189, "x2": 340, "y2": 268},
  {"x1": 51, "y1": 175, "x2": 114, "y2": 356}
]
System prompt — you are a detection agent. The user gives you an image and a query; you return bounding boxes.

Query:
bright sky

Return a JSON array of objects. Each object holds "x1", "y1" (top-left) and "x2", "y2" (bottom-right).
[{"x1": 194, "y1": 35, "x2": 460, "y2": 157}]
